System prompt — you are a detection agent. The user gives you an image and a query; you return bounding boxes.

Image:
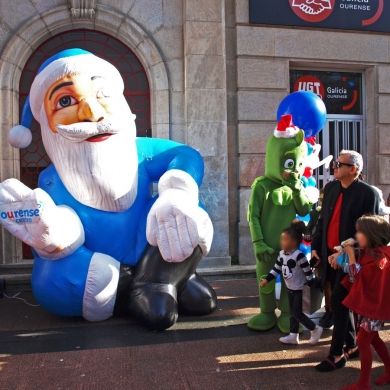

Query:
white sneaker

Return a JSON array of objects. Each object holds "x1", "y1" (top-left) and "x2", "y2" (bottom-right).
[
  {"x1": 279, "y1": 333, "x2": 299, "y2": 345},
  {"x1": 309, "y1": 326, "x2": 323, "y2": 344}
]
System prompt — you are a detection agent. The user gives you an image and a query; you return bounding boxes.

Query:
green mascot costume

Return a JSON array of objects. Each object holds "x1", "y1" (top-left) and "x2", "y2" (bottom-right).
[{"x1": 247, "y1": 114, "x2": 318, "y2": 333}]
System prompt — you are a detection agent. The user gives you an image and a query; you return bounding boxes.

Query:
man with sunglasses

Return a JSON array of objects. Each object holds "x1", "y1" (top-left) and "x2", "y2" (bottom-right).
[{"x1": 311, "y1": 150, "x2": 380, "y2": 372}]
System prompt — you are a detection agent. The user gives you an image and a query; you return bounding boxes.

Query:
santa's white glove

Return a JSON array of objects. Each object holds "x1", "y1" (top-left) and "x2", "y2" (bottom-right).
[
  {"x1": 146, "y1": 169, "x2": 213, "y2": 262},
  {"x1": 0, "y1": 179, "x2": 84, "y2": 260}
]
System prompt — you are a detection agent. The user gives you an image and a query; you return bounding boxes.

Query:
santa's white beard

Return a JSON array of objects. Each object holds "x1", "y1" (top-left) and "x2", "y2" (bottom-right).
[{"x1": 40, "y1": 110, "x2": 138, "y2": 212}]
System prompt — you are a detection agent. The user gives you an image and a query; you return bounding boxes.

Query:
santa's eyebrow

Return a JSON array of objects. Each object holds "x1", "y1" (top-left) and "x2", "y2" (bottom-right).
[
  {"x1": 49, "y1": 82, "x2": 73, "y2": 100},
  {"x1": 91, "y1": 76, "x2": 105, "y2": 80}
]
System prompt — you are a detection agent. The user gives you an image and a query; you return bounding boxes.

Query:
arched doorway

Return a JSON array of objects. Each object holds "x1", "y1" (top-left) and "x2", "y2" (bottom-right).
[{"x1": 19, "y1": 29, "x2": 151, "y2": 258}]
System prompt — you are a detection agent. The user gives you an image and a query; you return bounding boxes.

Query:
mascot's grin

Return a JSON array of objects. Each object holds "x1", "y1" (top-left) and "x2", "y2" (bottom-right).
[
  {"x1": 282, "y1": 170, "x2": 299, "y2": 180},
  {"x1": 55, "y1": 120, "x2": 123, "y2": 143},
  {"x1": 86, "y1": 133, "x2": 113, "y2": 142}
]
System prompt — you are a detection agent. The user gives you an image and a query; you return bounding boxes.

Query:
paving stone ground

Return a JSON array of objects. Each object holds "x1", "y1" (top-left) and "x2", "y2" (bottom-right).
[{"x1": 0, "y1": 279, "x2": 389, "y2": 390}]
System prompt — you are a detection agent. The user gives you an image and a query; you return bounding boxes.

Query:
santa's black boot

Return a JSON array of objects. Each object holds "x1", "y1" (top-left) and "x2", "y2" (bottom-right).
[
  {"x1": 128, "y1": 245, "x2": 212, "y2": 331},
  {"x1": 178, "y1": 273, "x2": 217, "y2": 315},
  {"x1": 113, "y1": 265, "x2": 134, "y2": 316}
]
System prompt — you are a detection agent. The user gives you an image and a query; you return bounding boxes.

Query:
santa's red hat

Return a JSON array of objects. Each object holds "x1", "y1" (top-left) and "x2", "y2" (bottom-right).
[{"x1": 274, "y1": 114, "x2": 300, "y2": 138}]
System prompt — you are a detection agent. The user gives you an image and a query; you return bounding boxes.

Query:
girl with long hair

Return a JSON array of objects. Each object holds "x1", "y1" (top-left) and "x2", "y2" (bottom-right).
[{"x1": 342, "y1": 215, "x2": 390, "y2": 389}]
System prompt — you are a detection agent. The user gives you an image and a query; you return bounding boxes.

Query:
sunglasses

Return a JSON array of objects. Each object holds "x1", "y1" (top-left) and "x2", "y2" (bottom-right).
[{"x1": 333, "y1": 161, "x2": 355, "y2": 169}]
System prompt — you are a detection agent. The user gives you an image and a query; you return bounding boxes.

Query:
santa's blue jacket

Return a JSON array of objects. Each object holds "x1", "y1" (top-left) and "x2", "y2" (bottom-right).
[{"x1": 31, "y1": 137, "x2": 204, "y2": 317}]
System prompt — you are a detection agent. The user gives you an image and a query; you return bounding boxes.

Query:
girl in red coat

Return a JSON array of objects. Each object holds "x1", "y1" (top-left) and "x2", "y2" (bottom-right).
[{"x1": 342, "y1": 215, "x2": 390, "y2": 390}]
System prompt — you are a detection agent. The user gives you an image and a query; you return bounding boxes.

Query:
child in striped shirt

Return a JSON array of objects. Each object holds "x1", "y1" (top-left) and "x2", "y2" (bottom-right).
[{"x1": 260, "y1": 219, "x2": 323, "y2": 345}]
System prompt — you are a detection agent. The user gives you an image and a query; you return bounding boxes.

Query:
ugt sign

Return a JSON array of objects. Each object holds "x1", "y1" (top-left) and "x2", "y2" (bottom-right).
[
  {"x1": 294, "y1": 76, "x2": 325, "y2": 99},
  {"x1": 249, "y1": 0, "x2": 388, "y2": 33}
]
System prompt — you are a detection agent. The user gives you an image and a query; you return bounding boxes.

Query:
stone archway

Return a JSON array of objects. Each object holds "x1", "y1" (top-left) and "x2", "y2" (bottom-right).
[{"x1": 0, "y1": 4, "x2": 170, "y2": 263}]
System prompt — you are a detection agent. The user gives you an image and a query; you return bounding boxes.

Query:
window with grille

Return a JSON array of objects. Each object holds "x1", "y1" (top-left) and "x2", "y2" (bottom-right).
[{"x1": 316, "y1": 116, "x2": 365, "y2": 188}]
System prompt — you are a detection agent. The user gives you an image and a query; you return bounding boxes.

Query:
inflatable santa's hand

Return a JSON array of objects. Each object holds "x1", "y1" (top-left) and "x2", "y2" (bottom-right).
[
  {"x1": 146, "y1": 170, "x2": 213, "y2": 262},
  {"x1": 0, "y1": 179, "x2": 84, "y2": 259}
]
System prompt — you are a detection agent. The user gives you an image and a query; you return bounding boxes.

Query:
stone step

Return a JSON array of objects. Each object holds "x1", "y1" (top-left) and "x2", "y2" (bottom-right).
[
  {"x1": 0, "y1": 273, "x2": 32, "y2": 292},
  {"x1": 198, "y1": 256, "x2": 232, "y2": 268},
  {"x1": 198, "y1": 265, "x2": 256, "y2": 281},
  {"x1": 0, "y1": 261, "x2": 33, "y2": 275},
  {"x1": 0, "y1": 264, "x2": 257, "y2": 292},
  {"x1": 0, "y1": 258, "x2": 232, "y2": 272}
]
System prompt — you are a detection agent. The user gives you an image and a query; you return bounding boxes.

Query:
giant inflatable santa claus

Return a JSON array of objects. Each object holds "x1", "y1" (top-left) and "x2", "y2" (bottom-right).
[{"x1": 2, "y1": 49, "x2": 216, "y2": 330}]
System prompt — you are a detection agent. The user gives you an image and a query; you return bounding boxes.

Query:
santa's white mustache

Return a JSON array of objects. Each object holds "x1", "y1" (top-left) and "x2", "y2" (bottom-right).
[{"x1": 55, "y1": 119, "x2": 125, "y2": 142}]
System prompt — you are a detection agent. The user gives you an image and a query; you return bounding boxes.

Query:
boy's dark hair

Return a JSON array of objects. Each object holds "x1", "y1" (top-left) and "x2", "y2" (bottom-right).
[{"x1": 283, "y1": 219, "x2": 305, "y2": 246}]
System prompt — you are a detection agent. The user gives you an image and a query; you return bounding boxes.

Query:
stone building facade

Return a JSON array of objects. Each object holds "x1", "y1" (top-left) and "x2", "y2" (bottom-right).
[{"x1": 0, "y1": 0, "x2": 388, "y2": 275}]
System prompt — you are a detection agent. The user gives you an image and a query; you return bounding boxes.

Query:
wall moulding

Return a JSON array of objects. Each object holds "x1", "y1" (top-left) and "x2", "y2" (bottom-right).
[{"x1": 70, "y1": 0, "x2": 95, "y2": 20}]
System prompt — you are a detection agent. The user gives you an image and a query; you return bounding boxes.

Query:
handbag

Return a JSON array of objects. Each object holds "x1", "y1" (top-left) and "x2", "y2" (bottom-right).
[
  {"x1": 302, "y1": 283, "x2": 324, "y2": 315},
  {"x1": 336, "y1": 252, "x2": 350, "y2": 273}
]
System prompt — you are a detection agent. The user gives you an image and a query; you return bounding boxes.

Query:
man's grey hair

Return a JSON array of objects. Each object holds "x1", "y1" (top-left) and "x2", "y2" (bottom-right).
[{"x1": 340, "y1": 150, "x2": 363, "y2": 176}]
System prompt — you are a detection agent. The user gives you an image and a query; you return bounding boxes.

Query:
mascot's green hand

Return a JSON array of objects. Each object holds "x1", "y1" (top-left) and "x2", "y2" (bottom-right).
[
  {"x1": 282, "y1": 172, "x2": 302, "y2": 193},
  {"x1": 254, "y1": 241, "x2": 274, "y2": 263}
]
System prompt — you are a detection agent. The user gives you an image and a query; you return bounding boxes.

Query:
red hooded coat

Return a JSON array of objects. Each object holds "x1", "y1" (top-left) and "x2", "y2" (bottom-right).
[{"x1": 342, "y1": 246, "x2": 390, "y2": 320}]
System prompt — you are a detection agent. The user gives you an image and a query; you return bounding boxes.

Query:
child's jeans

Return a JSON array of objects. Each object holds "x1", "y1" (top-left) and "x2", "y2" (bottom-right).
[{"x1": 287, "y1": 288, "x2": 316, "y2": 333}]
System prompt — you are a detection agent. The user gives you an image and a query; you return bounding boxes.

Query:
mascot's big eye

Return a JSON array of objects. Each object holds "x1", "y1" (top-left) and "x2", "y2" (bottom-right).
[
  {"x1": 284, "y1": 159, "x2": 295, "y2": 169},
  {"x1": 56, "y1": 96, "x2": 77, "y2": 109}
]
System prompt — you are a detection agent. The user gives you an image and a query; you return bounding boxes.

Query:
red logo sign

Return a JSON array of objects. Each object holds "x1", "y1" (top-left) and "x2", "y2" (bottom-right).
[
  {"x1": 363, "y1": 0, "x2": 384, "y2": 26},
  {"x1": 293, "y1": 75, "x2": 325, "y2": 99},
  {"x1": 289, "y1": 0, "x2": 335, "y2": 23}
]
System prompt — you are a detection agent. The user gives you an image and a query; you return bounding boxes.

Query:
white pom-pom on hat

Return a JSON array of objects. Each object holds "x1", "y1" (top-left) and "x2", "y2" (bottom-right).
[
  {"x1": 9, "y1": 94, "x2": 34, "y2": 149},
  {"x1": 8, "y1": 125, "x2": 32, "y2": 149}
]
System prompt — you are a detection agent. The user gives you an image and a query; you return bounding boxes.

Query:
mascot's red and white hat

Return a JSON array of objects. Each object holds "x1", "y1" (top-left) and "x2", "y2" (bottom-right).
[
  {"x1": 8, "y1": 49, "x2": 124, "y2": 149},
  {"x1": 274, "y1": 114, "x2": 300, "y2": 138}
]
